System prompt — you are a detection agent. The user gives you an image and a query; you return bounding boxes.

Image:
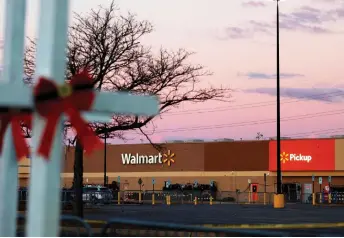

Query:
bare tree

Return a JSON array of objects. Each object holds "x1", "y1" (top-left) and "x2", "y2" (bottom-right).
[
  {"x1": 23, "y1": 1, "x2": 230, "y2": 217},
  {"x1": 256, "y1": 132, "x2": 264, "y2": 140}
]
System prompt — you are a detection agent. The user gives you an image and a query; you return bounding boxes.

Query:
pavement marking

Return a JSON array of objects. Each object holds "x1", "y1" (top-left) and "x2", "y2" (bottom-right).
[
  {"x1": 84, "y1": 219, "x2": 107, "y2": 224},
  {"x1": 203, "y1": 222, "x2": 344, "y2": 229},
  {"x1": 82, "y1": 219, "x2": 344, "y2": 230}
]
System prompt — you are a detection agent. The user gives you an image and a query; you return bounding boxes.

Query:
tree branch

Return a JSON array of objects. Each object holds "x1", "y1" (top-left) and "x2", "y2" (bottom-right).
[
  {"x1": 22, "y1": 0, "x2": 231, "y2": 148},
  {"x1": 138, "y1": 128, "x2": 165, "y2": 152}
]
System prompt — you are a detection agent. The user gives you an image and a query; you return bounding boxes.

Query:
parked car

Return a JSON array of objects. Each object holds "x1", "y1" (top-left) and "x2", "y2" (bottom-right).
[
  {"x1": 82, "y1": 186, "x2": 113, "y2": 204},
  {"x1": 99, "y1": 187, "x2": 114, "y2": 204}
]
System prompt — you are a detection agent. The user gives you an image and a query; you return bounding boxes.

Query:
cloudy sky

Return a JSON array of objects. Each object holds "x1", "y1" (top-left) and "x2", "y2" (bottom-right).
[{"x1": 0, "y1": 0, "x2": 344, "y2": 143}]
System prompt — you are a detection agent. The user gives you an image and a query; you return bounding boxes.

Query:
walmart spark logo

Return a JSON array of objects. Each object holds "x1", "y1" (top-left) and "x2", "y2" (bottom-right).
[
  {"x1": 280, "y1": 152, "x2": 289, "y2": 164},
  {"x1": 163, "y1": 150, "x2": 175, "y2": 166}
]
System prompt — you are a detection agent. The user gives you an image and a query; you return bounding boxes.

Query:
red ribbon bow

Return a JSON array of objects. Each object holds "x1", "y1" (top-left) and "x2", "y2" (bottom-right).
[
  {"x1": 34, "y1": 71, "x2": 102, "y2": 159},
  {"x1": 0, "y1": 110, "x2": 32, "y2": 160}
]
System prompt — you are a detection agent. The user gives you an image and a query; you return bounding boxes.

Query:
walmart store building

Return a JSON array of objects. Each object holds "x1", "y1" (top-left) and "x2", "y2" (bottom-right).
[{"x1": 18, "y1": 138, "x2": 344, "y2": 194}]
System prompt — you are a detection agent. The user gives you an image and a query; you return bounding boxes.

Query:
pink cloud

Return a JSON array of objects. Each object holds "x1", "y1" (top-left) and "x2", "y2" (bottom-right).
[{"x1": 242, "y1": 1, "x2": 267, "y2": 8}]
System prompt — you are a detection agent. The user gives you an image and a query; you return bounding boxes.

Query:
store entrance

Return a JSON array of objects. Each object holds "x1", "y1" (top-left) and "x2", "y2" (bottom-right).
[{"x1": 282, "y1": 183, "x2": 302, "y2": 202}]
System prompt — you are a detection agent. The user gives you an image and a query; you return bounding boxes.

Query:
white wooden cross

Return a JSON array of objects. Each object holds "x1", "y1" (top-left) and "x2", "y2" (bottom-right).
[
  {"x1": 0, "y1": 0, "x2": 158, "y2": 237},
  {"x1": 0, "y1": 1, "x2": 27, "y2": 236}
]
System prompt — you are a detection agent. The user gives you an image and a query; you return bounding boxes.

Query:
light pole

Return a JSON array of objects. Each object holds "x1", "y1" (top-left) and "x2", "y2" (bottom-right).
[
  {"x1": 103, "y1": 124, "x2": 108, "y2": 187},
  {"x1": 276, "y1": 0, "x2": 281, "y2": 194},
  {"x1": 274, "y1": 0, "x2": 284, "y2": 208}
]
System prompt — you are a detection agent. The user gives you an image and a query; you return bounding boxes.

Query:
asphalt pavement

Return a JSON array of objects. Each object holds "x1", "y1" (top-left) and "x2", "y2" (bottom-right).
[
  {"x1": 82, "y1": 203, "x2": 344, "y2": 224},
  {"x1": 62, "y1": 203, "x2": 344, "y2": 236}
]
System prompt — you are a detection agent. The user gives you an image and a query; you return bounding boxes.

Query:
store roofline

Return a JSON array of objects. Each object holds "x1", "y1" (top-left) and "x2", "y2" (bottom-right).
[{"x1": 63, "y1": 136, "x2": 341, "y2": 147}]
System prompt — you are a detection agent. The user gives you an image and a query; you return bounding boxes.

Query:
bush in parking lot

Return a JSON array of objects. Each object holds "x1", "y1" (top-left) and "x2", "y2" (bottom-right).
[{"x1": 221, "y1": 197, "x2": 236, "y2": 202}]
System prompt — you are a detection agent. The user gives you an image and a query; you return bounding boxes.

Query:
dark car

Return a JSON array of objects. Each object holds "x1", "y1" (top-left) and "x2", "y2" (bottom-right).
[{"x1": 82, "y1": 186, "x2": 113, "y2": 204}]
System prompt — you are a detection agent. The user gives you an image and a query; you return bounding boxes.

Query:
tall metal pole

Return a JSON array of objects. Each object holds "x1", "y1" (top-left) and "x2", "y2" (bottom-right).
[
  {"x1": 103, "y1": 126, "x2": 107, "y2": 187},
  {"x1": 276, "y1": 0, "x2": 282, "y2": 194}
]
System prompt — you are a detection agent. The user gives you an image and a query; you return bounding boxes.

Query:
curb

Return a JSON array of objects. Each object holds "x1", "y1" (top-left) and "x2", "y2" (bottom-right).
[
  {"x1": 84, "y1": 219, "x2": 107, "y2": 224},
  {"x1": 79, "y1": 219, "x2": 344, "y2": 230},
  {"x1": 313, "y1": 204, "x2": 344, "y2": 207},
  {"x1": 202, "y1": 222, "x2": 344, "y2": 229}
]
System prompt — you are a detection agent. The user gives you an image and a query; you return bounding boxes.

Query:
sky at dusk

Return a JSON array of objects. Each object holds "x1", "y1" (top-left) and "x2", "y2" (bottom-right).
[{"x1": 0, "y1": 0, "x2": 343, "y2": 144}]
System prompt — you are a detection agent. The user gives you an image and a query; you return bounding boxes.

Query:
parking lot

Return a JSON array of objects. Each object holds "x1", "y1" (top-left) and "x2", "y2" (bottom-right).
[
  {"x1": 62, "y1": 203, "x2": 344, "y2": 236},
  {"x1": 17, "y1": 203, "x2": 344, "y2": 236},
  {"x1": 81, "y1": 203, "x2": 344, "y2": 224}
]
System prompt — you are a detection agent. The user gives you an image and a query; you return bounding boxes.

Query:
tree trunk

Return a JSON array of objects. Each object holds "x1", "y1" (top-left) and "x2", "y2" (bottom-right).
[{"x1": 73, "y1": 138, "x2": 84, "y2": 218}]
